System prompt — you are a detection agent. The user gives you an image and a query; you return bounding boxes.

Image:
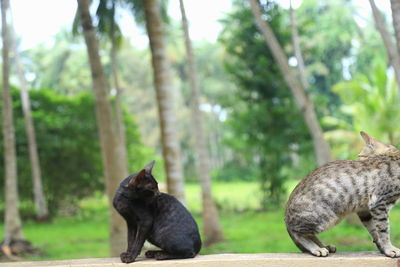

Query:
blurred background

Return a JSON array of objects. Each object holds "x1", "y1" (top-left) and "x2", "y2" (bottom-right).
[{"x1": 1, "y1": 0, "x2": 400, "y2": 261}]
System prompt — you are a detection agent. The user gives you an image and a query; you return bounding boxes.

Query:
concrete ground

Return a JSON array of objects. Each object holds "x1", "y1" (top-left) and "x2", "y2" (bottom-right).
[{"x1": 0, "y1": 252, "x2": 397, "y2": 267}]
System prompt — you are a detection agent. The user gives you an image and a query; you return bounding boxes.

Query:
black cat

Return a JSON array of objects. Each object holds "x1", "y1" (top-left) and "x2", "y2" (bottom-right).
[{"x1": 113, "y1": 161, "x2": 202, "y2": 263}]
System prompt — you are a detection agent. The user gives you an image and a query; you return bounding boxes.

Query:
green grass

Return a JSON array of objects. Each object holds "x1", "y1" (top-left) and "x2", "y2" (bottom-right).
[
  {"x1": 3, "y1": 181, "x2": 400, "y2": 260},
  {"x1": 22, "y1": 216, "x2": 109, "y2": 260},
  {"x1": 186, "y1": 182, "x2": 263, "y2": 214},
  {"x1": 201, "y1": 207, "x2": 400, "y2": 254}
]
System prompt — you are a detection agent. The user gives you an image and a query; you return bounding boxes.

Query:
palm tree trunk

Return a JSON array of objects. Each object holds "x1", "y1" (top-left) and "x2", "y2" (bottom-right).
[
  {"x1": 1, "y1": 0, "x2": 25, "y2": 245},
  {"x1": 143, "y1": 0, "x2": 185, "y2": 203},
  {"x1": 16, "y1": 49, "x2": 49, "y2": 221},
  {"x1": 248, "y1": 0, "x2": 332, "y2": 166},
  {"x1": 110, "y1": 2, "x2": 128, "y2": 170},
  {"x1": 77, "y1": 0, "x2": 128, "y2": 256},
  {"x1": 370, "y1": 0, "x2": 400, "y2": 88},
  {"x1": 10, "y1": 16, "x2": 49, "y2": 221},
  {"x1": 289, "y1": 0, "x2": 308, "y2": 89},
  {"x1": 391, "y1": 0, "x2": 400, "y2": 57},
  {"x1": 179, "y1": 0, "x2": 224, "y2": 245}
]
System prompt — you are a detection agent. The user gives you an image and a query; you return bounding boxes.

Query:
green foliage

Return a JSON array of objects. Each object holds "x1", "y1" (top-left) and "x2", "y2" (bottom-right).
[
  {"x1": 186, "y1": 182, "x2": 263, "y2": 214},
  {"x1": 96, "y1": 0, "x2": 124, "y2": 48},
  {"x1": 122, "y1": 0, "x2": 170, "y2": 27},
  {"x1": 165, "y1": 33, "x2": 237, "y2": 182},
  {"x1": 0, "y1": 88, "x2": 146, "y2": 216},
  {"x1": 212, "y1": 161, "x2": 259, "y2": 182},
  {"x1": 295, "y1": 0, "x2": 358, "y2": 114},
  {"x1": 349, "y1": 20, "x2": 386, "y2": 77},
  {"x1": 334, "y1": 62, "x2": 400, "y2": 140},
  {"x1": 24, "y1": 31, "x2": 91, "y2": 95},
  {"x1": 219, "y1": 0, "x2": 313, "y2": 206},
  {"x1": 194, "y1": 42, "x2": 237, "y2": 104}
]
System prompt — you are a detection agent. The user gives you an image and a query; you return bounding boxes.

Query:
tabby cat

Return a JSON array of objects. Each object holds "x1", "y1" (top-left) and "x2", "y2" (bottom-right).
[{"x1": 285, "y1": 131, "x2": 400, "y2": 257}]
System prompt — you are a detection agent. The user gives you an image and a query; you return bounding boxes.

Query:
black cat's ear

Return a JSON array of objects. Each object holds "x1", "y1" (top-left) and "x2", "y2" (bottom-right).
[
  {"x1": 144, "y1": 160, "x2": 155, "y2": 174},
  {"x1": 128, "y1": 169, "x2": 146, "y2": 187}
]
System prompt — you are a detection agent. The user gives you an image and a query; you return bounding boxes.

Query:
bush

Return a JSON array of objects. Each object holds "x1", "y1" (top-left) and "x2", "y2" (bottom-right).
[
  {"x1": 212, "y1": 160, "x2": 259, "y2": 182},
  {"x1": 0, "y1": 88, "x2": 146, "y2": 217}
]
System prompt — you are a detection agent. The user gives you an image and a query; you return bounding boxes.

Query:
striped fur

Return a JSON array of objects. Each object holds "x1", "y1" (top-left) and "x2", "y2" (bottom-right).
[{"x1": 285, "y1": 132, "x2": 400, "y2": 257}]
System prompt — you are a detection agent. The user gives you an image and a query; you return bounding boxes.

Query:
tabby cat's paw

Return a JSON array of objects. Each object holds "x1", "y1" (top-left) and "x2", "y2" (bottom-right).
[
  {"x1": 311, "y1": 247, "x2": 329, "y2": 257},
  {"x1": 326, "y1": 245, "x2": 336, "y2": 253},
  {"x1": 383, "y1": 247, "x2": 400, "y2": 258},
  {"x1": 120, "y1": 252, "x2": 136, "y2": 263}
]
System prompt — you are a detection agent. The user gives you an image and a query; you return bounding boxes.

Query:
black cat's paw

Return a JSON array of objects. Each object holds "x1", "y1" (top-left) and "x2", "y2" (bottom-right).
[
  {"x1": 120, "y1": 252, "x2": 136, "y2": 263},
  {"x1": 154, "y1": 251, "x2": 169, "y2": 260},
  {"x1": 145, "y1": 250, "x2": 169, "y2": 260},
  {"x1": 145, "y1": 250, "x2": 158, "y2": 258}
]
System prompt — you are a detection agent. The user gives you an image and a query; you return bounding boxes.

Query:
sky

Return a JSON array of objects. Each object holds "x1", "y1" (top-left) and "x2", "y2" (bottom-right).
[
  {"x1": 11, "y1": 0, "x2": 232, "y2": 50},
  {"x1": 9, "y1": 0, "x2": 392, "y2": 51}
]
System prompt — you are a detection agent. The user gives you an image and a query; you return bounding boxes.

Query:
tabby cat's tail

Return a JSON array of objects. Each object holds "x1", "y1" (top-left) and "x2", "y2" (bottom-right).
[{"x1": 286, "y1": 228, "x2": 308, "y2": 253}]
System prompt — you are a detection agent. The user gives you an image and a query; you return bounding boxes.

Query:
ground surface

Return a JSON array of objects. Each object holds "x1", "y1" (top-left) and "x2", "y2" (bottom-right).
[{"x1": 1, "y1": 252, "x2": 397, "y2": 267}]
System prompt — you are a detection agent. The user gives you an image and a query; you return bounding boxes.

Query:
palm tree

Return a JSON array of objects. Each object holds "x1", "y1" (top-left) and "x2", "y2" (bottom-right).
[
  {"x1": 369, "y1": 0, "x2": 400, "y2": 88},
  {"x1": 289, "y1": 0, "x2": 307, "y2": 90},
  {"x1": 95, "y1": 0, "x2": 128, "y2": 171},
  {"x1": 178, "y1": 0, "x2": 224, "y2": 245},
  {"x1": 74, "y1": 1, "x2": 128, "y2": 161},
  {"x1": 391, "y1": 0, "x2": 400, "y2": 56},
  {"x1": 77, "y1": 0, "x2": 128, "y2": 256},
  {"x1": 1, "y1": 0, "x2": 25, "y2": 250},
  {"x1": 143, "y1": 0, "x2": 185, "y2": 203},
  {"x1": 248, "y1": 0, "x2": 332, "y2": 166},
  {"x1": 9, "y1": 8, "x2": 49, "y2": 221}
]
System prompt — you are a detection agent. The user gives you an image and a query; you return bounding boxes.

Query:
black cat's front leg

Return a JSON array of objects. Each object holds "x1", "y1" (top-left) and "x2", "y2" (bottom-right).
[
  {"x1": 121, "y1": 223, "x2": 152, "y2": 263},
  {"x1": 120, "y1": 223, "x2": 137, "y2": 263}
]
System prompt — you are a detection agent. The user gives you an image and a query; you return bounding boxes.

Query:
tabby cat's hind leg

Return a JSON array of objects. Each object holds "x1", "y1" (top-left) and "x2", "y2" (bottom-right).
[{"x1": 288, "y1": 230, "x2": 329, "y2": 257}]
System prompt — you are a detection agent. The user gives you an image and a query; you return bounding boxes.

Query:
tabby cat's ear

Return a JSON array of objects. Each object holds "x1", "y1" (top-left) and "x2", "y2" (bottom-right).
[
  {"x1": 360, "y1": 131, "x2": 385, "y2": 149},
  {"x1": 144, "y1": 160, "x2": 155, "y2": 174},
  {"x1": 128, "y1": 169, "x2": 146, "y2": 187},
  {"x1": 360, "y1": 131, "x2": 372, "y2": 145}
]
